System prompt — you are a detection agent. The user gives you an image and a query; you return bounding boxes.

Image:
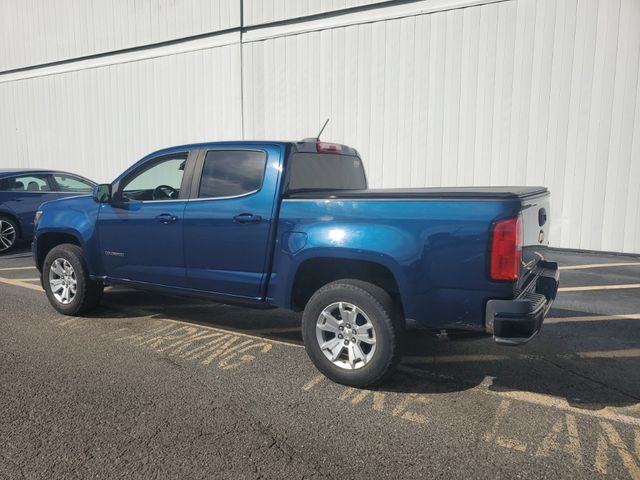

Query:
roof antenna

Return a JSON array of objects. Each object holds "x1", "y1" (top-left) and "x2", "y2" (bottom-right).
[{"x1": 316, "y1": 118, "x2": 330, "y2": 140}]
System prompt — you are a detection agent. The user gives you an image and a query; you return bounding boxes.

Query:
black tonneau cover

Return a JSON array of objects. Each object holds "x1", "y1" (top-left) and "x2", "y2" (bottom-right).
[{"x1": 286, "y1": 186, "x2": 548, "y2": 201}]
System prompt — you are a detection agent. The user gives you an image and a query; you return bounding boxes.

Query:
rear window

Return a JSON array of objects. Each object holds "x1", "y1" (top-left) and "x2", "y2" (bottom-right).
[
  {"x1": 198, "y1": 150, "x2": 266, "y2": 198},
  {"x1": 287, "y1": 153, "x2": 367, "y2": 191}
]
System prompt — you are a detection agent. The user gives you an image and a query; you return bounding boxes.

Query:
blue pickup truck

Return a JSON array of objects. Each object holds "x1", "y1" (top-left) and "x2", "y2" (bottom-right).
[{"x1": 33, "y1": 140, "x2": 559, "y2": 386}]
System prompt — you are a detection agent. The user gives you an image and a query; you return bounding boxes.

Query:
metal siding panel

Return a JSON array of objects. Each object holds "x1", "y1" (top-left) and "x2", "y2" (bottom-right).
[
  {"x1": 0, "y1": 42, "x2": 243, "y2": 182},
  {"x1": 379, "y1": 21, "x2": 397, "y2": 187},
  {"x1": 562, "y1": 0, "x2": 599, "y2": 249},
  {"x1": 543, "y1": 0, "x2": 577, "y2": 244},
  {"x1": 441, "y1": 11, "x2": 462, "y2": 187},
  {"x1": 489, "y1": 1, "x2": 516, "y2": 186},
  {"x1": 526, "y1": 0, "x2": 556, "y2": 187},
  {"x1": 457, "y1": 6, "x2": 480, "y2": 186},
  {"x1": 614, "y1": 0, "x2": 640, "y2": 253},
  {"x1": 625, "y1": 56, "x2": 640, "y2": 252},
  {"x1": 426, "y1": 13, "x2": 445, "y2": 187},
  {"x1": 580, "y1": 0, "x2": 621, "y2": 250},
  {"x1": 397, "y1": 16, "x2": 417, "y2": 188},
  {"x1": 243, "y1": 0, "x2": 390, "y2": 26},
  {"x1": 474, "y1": 2, "x2": 498, "y2": 186},
  {"x1": 368, "y1": 21, "x2": 388, "y2": 187},
  {"x1": 0, "y1": 0, "x2": 240, "y2": 72}
]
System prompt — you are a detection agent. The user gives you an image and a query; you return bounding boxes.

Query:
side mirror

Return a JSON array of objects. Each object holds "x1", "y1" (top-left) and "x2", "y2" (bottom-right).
[{"x1": 93, "y1": 183, "x2": 112, "y2": 203}]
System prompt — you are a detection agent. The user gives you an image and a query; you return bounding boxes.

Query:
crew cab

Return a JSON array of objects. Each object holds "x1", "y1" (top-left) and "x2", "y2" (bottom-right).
[{"x1": 33, "y1": 140, "x2": 559, "y2": 386}]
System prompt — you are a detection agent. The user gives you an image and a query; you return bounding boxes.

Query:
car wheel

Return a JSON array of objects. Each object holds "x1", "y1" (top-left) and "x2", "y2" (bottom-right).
[
  {"x1": 302, "y1": 279, "x2": 403, "y2": 387},
  {"x1": 0, "y1": 216, "x2": 18, "y2": 253},
  {"x1": 43, "y1": 244, "x2": 103, "y2": 315}
]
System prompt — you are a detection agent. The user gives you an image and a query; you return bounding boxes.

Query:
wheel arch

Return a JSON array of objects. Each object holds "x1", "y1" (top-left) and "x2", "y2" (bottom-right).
[
  {"x1": 289, "y1": 255, "x2": 406, "y2": 316},
  {"x1": 35, "y1": 231, "x2": 82, "y2": 271}
]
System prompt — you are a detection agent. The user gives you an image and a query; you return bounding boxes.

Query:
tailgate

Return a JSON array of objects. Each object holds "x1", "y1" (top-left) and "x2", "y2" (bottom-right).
[{"x1": 518, "y1": 189, "x2": 551, "y2": 289}]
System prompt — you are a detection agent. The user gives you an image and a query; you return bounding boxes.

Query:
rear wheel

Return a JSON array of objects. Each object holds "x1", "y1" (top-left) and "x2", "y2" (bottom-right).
[
  {"x1": 0, "y1": 216, "x2": 18, "y2": 253},
  {"x1": 43, "y1": 244, "x2": 103, "y2": 315},
  {"x1": 302, "y1": 279, "x2": 403, "y2": 387}
]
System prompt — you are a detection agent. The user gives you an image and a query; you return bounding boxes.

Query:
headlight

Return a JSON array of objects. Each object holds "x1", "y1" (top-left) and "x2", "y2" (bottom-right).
[{"x1": 34, "y1": 210, "x2": 43, "y2": 225}]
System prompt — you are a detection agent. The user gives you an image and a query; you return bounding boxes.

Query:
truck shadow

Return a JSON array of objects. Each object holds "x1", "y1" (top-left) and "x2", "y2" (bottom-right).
[
  {"x1": 98, "y1": 289, "x2": 640, "y2": 412},
  {"x1": 0, "y1": 243, "x2": 31, "y2": 259}
]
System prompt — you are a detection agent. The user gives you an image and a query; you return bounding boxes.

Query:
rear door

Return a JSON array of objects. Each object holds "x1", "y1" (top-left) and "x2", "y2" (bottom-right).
[{"x1": 183, "y1": 145, "x2": 283, "y2": 299}]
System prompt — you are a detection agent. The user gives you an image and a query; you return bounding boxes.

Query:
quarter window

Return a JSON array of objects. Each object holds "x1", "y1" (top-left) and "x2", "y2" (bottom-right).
[
  {"x1": 198, "y1": 150, "x2": 266, "y2": 199},
  {"x1": 52, "y1": 174, "x2": 94, "y2": 193},
  {"x1": 0, "y1": 174, "x2": 51, "y2": 192}
]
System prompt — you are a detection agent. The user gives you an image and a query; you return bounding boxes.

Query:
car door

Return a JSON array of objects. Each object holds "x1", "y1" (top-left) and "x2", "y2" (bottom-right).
[
  {"x1": 97, "y1": 151, "x2": 194, "y2": 287},
  {"x1": 183, "y1": 146, "x2": 282, "y2": 299},
  {"x1": 0, "y1": 174, "x2": 58, "y2": 238}
]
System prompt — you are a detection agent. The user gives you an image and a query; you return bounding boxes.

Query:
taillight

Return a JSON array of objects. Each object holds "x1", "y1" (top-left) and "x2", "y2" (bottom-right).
[
  {"x1": 489, "y1": 216, "x2": 522, "y2": 281},
  {"x1": 316, "y1": 142, "x2": 343, "y2": 154}
]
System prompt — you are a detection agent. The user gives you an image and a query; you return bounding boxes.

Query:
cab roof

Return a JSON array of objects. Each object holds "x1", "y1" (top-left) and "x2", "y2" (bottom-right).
[{"x1": 147, "y1": 140, "x2": 359, "y2": 158}]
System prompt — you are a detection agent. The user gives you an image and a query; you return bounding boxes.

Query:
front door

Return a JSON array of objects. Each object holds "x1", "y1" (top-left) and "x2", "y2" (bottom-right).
[
  {"x1": 183, "y1": 147, "x2": 280, "y2": 298},
  {"x1": 97, "y1": 152, "x2": 192, "y2": 287}
]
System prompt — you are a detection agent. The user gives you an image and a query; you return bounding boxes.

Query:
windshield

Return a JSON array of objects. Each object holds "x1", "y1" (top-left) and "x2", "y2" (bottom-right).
[{"x1": 287, "y1": 153, "x2": 367, "y2": 191}]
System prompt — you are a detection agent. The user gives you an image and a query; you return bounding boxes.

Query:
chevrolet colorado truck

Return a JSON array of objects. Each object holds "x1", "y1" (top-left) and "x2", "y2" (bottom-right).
[{"x1": 33, "y1": 140, "x2": 559, "y2": 386}]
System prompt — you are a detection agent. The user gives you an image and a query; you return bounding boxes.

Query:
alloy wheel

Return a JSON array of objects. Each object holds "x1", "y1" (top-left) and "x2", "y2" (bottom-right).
[
  {"x1": 315, "y1": 301, "x2": 377, "y2": 370},
  {"x1": 0, "y1": 220, "x2": 16, "y2": 252},
  {"x1": 49, "y1": 258, "x2": 77, "y2": 305}
]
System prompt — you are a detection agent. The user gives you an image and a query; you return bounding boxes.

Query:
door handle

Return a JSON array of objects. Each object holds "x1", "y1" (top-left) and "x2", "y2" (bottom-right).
[
  {"x1": 233, "y1": 213, "x2": 262, "y2": 224},
  {"x1": 156, "y1": 213, "x2": 178, "y2": 224}
]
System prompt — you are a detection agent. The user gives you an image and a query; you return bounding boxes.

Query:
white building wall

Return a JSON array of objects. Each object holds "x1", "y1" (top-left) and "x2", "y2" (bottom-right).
[
  {"x1": 1, "y1": 0, "x2": 639, "y2": 253},
  {"x1": 0, "y1": 34, "x2": 243, "y2": 182},
  {"x1": 243, "y1": 0, "x2": 389, "y2": 26},
  {"x1": 243, "y1": 0, "x2": 640, "y2": 253},
  {"x1": 0, "y1": 0, "x2": 240, "y2": 71}
]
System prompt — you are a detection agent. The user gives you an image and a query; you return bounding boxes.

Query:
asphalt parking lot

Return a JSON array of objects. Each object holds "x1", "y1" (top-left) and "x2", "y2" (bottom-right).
[{"x1": 1, "y1": 246, "x2": 639, "y2": 479}]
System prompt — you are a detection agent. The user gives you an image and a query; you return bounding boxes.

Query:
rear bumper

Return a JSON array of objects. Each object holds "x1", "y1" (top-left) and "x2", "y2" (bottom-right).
[{"x1": 485, "y1": 260, "x2": 559, "y2": 345}]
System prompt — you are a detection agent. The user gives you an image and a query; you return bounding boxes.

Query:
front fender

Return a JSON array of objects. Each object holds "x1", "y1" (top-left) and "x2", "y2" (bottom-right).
[{"x1": 34, "y1": 196, "x2": 102, "y2": 274}]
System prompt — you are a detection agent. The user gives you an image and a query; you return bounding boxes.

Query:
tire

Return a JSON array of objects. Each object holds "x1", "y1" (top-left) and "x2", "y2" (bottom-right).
[
  {"x1": 301, "y1": 279, "x2": 404, "y2": 387},
  {"x1": 43, "y1": 244, "x2": 103, "y2": 315},
  {"x1": 0, "y1": 216, "x2": 18, "y2": 253}
]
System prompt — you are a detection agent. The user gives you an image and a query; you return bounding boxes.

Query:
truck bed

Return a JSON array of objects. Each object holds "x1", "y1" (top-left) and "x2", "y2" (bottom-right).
[{"x1": 286, "y1": 186, "x2": 548, "y2": 200}]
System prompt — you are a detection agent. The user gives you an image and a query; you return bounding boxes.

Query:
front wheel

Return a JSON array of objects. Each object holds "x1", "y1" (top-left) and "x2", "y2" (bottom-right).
[
  {"x1": 43, "y1": 244, "x2": 103, "y2": 315},
  {"x1": 302, "y1": 279, "x2": 403, "y2": 387}
]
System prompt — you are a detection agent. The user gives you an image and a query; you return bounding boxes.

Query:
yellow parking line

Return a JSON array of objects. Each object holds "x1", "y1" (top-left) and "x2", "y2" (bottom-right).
[
  {"x1": 559, "y1": 284, "x2": 640, "y2": 292},
  {"x1": 546, "y1": 314, "x2": 640, "y2": 324},
  {"x1": 397, "y1": 366, "x2": 640, "y2": 427},
  {"x1": 0, "y1": 266, "x2": 37, "y2": 271},
  {"x1": 0, "y1": 276, "x2": 42, "y2": 291},
  {"x1": 577, "y1": 349, "x2": 640, "y2": 359},
  {"x1": 559, "y1": 262, "x2": 640, "y2": 270},
  {"x1": 484, "y1": 384, "x2": 640, "y2": 428}
]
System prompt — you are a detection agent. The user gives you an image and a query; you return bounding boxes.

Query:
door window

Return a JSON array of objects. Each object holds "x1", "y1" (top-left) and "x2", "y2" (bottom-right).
[
  {"x1": 0, "y1": 174, "x2": 51, "y2": 192},
  {"x1": 121, "y1": 155, "x2": 187, "y2": 201},
  {"x1": 52, "y1": 174, "x2": 94, "y2": 193},
  {"x1": 198, "y1": 150, "x2": 266, "y2": 199}
]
